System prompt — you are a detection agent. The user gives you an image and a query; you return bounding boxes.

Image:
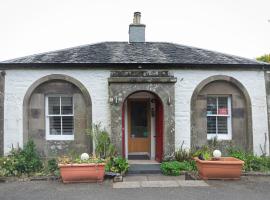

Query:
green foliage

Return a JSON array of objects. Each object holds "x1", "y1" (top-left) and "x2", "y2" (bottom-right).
[
  {"x1": 192, "y1": 145, "x2": 212, "y2": 160},
  {"x1": 160, "y1": 161, "x2": 182, "y2": 176},
  {"x1": 178, "y1": 161, "x2": 194, "y2": 171},
  {"x1": 86, "y1": 123, "x2": 116, "y2": 158},
  {"x1": 0, "y1": 140, "x2": 43, "y2": 176},
  {"x1": 47, "y1": 159, "x2": 58, "y2": 175},
  {"x1": 257, "y1": 54, "x2": 270, "y2": 63},
  {"x1": 58, "y1": 155, "x2": 105, "y2": 164},
  {"x1": 105, "y1": 157, "x2": 129, "y2": 174},
  {"x1": 227, "y1": 147, "x2": 270, "y2": 172},
  {"x1": 175, "y1": 141, "x2": 193, "y2": 162}
]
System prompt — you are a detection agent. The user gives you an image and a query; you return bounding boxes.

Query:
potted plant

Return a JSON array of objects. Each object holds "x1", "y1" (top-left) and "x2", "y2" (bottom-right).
[
  {"x1": 58, "y1": 154, "x2": 105, "y2": 183},
  {"x1": 58, "y1": 123, "x2": 115, "y2": 183},
  {"x1": 194, "y1": 149, "x2": 244, "y2": 180},
  {"x1": 106, "y1": 156, "x2": 129, "y2": 174}
]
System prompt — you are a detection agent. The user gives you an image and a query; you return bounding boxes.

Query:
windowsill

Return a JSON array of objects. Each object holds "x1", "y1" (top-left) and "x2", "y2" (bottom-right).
[
  {"x1": 46, "y1": 135, "x2": 74, "y2": 141},
  {"x1": 207, "y1": 134, "x2": 232, "y2": 140}
]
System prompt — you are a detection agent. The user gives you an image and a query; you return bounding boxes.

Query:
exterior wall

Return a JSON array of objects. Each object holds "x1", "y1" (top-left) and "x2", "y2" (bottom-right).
[
  {"x1": 174, "y1": 70, "x2": 269, "y2": 155},
  {"x1": 191, "y1": 80, "x2": 251, "y2": 152},
  {"x1": 3, "y1": 68, "x2": 269, "y2": 155},
  {"x1": 4, "y1": 69, "x2": 110, "y2": 154},
  {"x1": 264, "y1": 71, "x2": 270, "y2": 155},
  {"x1": 28, "y1": 80, "x2": 90, "y2": 157},
  {"x1": 108, "y1": 72, "x2": 176, "y2": 158},
  {"x1": 0, "y1": 71, "x2": 5, "y2": 155}
]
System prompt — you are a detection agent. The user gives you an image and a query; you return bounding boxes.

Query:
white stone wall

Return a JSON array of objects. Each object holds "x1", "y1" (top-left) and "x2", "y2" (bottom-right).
[
  {"x1": 173, "y1": 70, "x2": 269, "y2": 155},
  {"x1": 3, "y1": 69, "x2": 269, "y2": 155},
  {"x1": 4, "y1": 69, "x2": 110, "y2": 154}
]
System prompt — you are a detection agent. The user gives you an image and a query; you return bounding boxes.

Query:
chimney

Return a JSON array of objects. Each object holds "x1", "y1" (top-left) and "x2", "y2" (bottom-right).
[{"x1": 129, "y1": 12, "x2": 146, "y2": 43}]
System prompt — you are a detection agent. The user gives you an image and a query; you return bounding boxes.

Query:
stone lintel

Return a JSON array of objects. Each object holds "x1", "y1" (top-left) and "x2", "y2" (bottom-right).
[{"x1": 108, "y1": 77, "x2": 177, "y2": 84}]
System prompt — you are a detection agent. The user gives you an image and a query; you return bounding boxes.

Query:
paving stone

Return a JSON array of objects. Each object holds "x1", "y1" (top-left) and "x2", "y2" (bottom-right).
[
  {"x1": 141, "y1": 181, "x2": 179, "y2": 188},
  {"x1": 124, "y1": 175, "x2": 148, "y2": 182},
  {"x1": 113, "y1": 181, "x2": 141, "y2": 189},
  {"x1": 177, "y1": 180, "x2": 209, "y2": 187}
]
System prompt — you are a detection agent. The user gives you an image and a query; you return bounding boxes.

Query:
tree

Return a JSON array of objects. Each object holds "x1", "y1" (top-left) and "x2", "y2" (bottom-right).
[{"x1": 256, "y1": 54, "x2": 270, "y2": 63}]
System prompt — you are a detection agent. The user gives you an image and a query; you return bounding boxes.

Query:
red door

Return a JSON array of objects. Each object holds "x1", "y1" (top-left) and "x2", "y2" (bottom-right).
[{"x1": 155, "y1": 98, "x2": 163, "y2": 162}]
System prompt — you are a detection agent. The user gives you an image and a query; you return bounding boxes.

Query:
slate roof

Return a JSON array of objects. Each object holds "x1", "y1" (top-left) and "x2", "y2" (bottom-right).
[{"x1": 0, "y1": 42, "x2": 268, "y2": 67}]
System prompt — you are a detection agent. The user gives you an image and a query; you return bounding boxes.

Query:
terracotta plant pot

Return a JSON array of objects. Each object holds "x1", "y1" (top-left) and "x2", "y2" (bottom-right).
[
  {"x1": 58, "y1": 163, "x2": 105, "y2": 183},
  {"x1": 194, "y1": 157, "x2": 244, "y2": 180}
]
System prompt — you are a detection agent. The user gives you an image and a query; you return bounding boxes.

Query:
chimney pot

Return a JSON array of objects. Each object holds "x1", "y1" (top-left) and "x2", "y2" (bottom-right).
[{"x1": 133, "y1": 12, "x2": 141, "y2": 24}]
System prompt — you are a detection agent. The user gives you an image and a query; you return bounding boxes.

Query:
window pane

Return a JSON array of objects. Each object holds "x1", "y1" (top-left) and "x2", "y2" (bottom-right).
[
  {"x1": 61, "y1": 97, "x2": 73, "y2": 114},
  {"x1": 130, "y1": 101, "x2": 148, "y2": 138},
  {"x1": 207, "y1": 116, "x2": 216, "y2": 134},
  {"x1": 217, "y1": 116, "x2": 228, "y2": 134},
  {"x1": 218, "y1": 97, "x2": 228, "y2": 115},
  {"x1": 62, "y1": 116, "x2": 73, "y2": 135},
  {"x1": 48, "y1": 97, "x2": 60, "y2": 114},
  {"x1": 207, "y1": 97, "x2": 217, "y2": 115},
  {"x1": 49, "y1": 116, "x2": 61, "y2": 135}
]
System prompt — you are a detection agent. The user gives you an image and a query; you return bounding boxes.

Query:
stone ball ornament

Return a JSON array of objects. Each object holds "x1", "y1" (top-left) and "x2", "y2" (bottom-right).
[
  {"x1": 80, "y1": 153, "x2": 90, "y2": 160},
  {"x1": 213, "y1": 150, "x2": 222, "y2": 159}
]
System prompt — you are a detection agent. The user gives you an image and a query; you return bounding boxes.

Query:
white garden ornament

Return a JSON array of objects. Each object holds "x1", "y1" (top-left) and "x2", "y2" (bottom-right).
[
  {"x1": 80, "y1": 153, "x2": 90, "y2": 160},
  {"x1": 213, "y1": 150, "x2": 222, "y2": 159}
]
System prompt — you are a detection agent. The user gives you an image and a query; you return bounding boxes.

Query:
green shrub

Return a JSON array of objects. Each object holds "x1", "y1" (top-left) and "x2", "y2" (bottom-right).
[
  {"x1": 160, "y1": 161, "x2": 182, "y2": 176},
  {"x1": 178, "y1": 161, "x2": 194, "y2": 171},
  {"x1": 47, "y1": 158, "x2": 58, "y2": 175},
  {"x1": 105, "y1": 157, "x2": 129, "y2": 174},
  {"x1": 0, "y1": 140, "x2": 43, "y2": 176},
  {"x1": 86, "y1": 123, "x2": 116, "y2": 158},
  {"x1": 227, "y1": 147, "x2": 270, "y2": 172},
  {"x1": 192, "y1": 145, "x2": 212, "y2": 160},
  {"x1": 175, "y1": 142, "x2": 193, "y2": 162}
]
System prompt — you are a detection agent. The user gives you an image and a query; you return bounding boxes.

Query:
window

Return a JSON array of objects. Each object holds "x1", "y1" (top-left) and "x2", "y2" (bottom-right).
[
  {"x1": 206, "y1": 96, "x2": 232, "y2": 140},
  {"x1": 45, "y1": 95, "x2": 74, "y2": 140}
]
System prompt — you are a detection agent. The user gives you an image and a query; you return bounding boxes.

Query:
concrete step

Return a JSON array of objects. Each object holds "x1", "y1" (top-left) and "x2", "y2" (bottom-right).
[{"x1": 128, "y1": 164, "x2": 161, "y2": 174}]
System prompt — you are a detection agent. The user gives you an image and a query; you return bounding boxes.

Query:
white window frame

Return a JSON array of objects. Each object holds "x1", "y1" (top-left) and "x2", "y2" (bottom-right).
[
  {"x1": 206, "y1": 95, "x2": 232, "y2": 140},
  {"x1": 45, "y1": 95, "x2": 74, "y2": 140}
]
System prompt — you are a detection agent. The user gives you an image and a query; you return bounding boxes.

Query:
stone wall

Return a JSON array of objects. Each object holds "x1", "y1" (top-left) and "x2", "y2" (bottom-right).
[
  {"x1": 108, "y1": 71, "x2": 177, "y2": 157},
  {"x1": 2, "y1": 69, "x2": 269, "y2": 155},
  {"x1": 28, "y1": 80, "x2": 90, "y2": 157},
  {"x1": 264, "y1": 72, "x2": 270, "y2": 154},
  {"x1": 191, "y1": 80, "x2": 252, "y2": 151},
  {"x1": 0, "y1": 71, "x2": 5, "y2": 155}
]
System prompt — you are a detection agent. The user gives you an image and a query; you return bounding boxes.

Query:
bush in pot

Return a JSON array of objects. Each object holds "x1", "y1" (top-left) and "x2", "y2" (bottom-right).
[
  {"x1": 105, "y1": 156, "x2": 129, "y2": 175},
  {"x1": 58, "y1": 123, "x2": 114, "y2": 183}
]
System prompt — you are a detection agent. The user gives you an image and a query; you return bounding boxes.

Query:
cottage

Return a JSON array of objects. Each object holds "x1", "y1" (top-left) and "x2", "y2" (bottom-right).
[{"x1": 0, "y1": 12, "x2": 269, "y2": 161}]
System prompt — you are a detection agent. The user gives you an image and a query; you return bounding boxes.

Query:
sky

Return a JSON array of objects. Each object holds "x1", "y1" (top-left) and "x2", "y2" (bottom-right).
[{"x1": 0, "y1": 0, "x2": 269, "y2": 61}]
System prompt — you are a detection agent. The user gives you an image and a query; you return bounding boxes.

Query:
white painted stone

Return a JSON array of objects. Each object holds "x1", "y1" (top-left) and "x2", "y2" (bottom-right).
[
  {"x1": 3, "y1": 69, "x2": 269, "y2": 155},
  {"x1": 4, "y1": 69, "x2": 110, "y2": 154},
  {"x1": 173, "y1": 70, "x2": 269, "y2": 155}
]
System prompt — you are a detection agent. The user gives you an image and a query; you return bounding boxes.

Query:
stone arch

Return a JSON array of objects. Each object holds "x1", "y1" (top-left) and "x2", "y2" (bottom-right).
[
  {"x1": 23, "y1": 74, "x2": 92, "y2": 157},
  {"x1": 190, "y1": 75, "x2": 253, "y2": 152},
  {"x1": 109, "y1": 78, "x2": 176, "y2": 158}
]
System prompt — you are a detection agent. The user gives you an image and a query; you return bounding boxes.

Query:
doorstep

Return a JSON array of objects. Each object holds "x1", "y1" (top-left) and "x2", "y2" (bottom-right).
[{"x1": 128, "y1": 160, "x2": 161, "y2": 174}]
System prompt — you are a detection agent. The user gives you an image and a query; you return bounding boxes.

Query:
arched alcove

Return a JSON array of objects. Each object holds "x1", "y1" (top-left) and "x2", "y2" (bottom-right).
[
  {"x1": 23, "y1": 74, "x2": 92, "y2": 157},
  {"x1": 190, "y1": 75, "x2": 253, "y2": 152}
]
